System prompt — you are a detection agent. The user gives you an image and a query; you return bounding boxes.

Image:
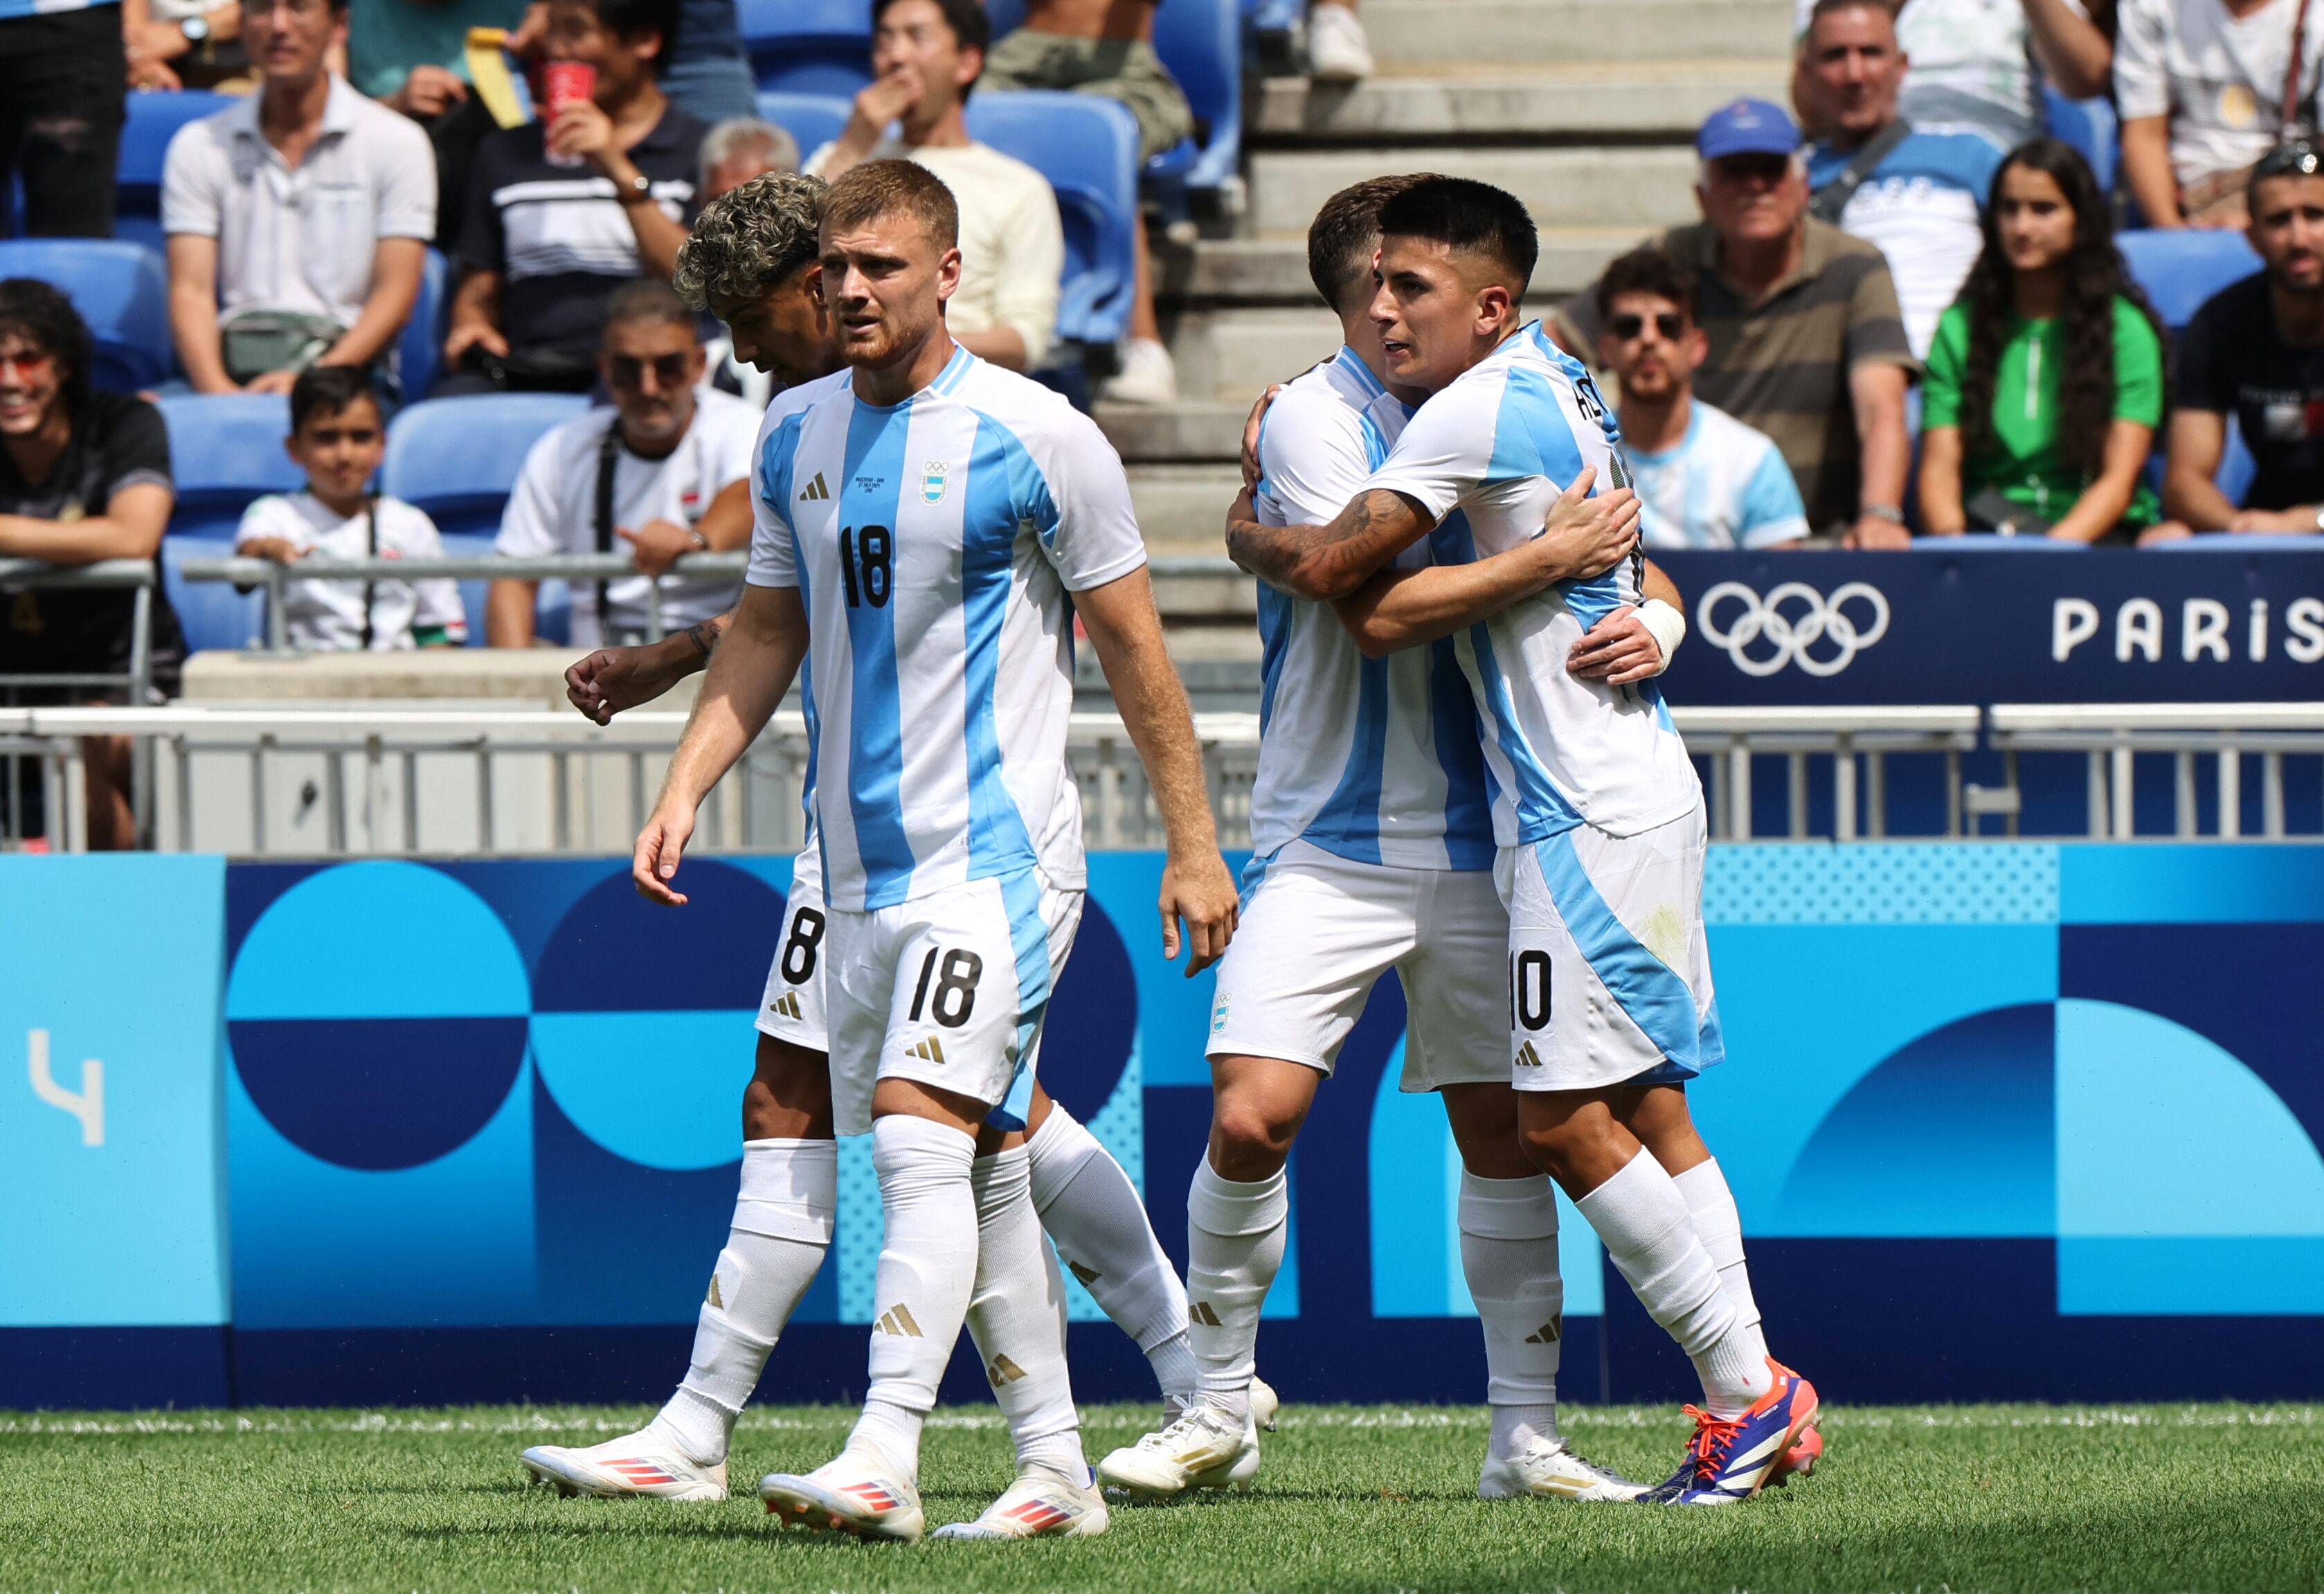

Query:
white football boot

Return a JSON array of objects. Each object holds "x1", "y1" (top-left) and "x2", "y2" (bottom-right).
[
  {"x1": 1250, "y1": 1375, "x2": 1281, "y2": 1432},
  {"x1": 520, "y1": 1431, "x2": 728, "y2": 1501},
  {"x1": 1096, "y1": 1402, "x2": 1260, "y2": 1498},
  {"x1": 757, "y1": 1447, "x2": 925, "y2": 1542},
  {"x1": 1477, "y1": 1438, "x2": 1649, "y2": 1503},
  {"x1": 930, "y1": 1467, "x2": 1111, "y2": 1540}
]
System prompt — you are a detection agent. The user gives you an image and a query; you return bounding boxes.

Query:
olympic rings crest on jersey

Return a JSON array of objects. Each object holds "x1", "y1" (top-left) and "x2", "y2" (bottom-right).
[{"x1": 1695, "y1": 581, "x2": 1892, "y2": 677}]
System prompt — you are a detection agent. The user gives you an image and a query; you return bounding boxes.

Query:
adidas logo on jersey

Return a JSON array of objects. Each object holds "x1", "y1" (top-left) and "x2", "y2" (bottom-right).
[
  {"x1": 987, "y1": 1354, "x2": 1027, "y2": 1386},
  {"x1": 798, "y1": 472, "x2": 830, "y2": 501},
  {"x1": 1189, "y1": 1301, "x2": 1224, "y2": 1327},
  {"x1": 906, "y1": 1037, "x2": 946, "y2": 1064},
  {"x1": 874, "y1": 1304, "x2": 924, "y2": 1338},
  {"x1": 768, "y1": 992, "x2": 802, "y2": 1020},
  {"x1": 1524, "y1": 1316, "x2": 1562, "y2": 1345},
  {"x1": 1514, "y1": 1041, "x2": 1544, "y2": 1068}
]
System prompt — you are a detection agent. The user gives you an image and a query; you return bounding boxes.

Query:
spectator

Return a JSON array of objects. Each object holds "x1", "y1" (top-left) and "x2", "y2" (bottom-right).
[
  {"x1": 162, "y1": 0, "x2": 436, "y2": 397},
  {"x1": 1553, "y1": 98, "x2": 1918, "y2": 547},
  {"x1": 976, "y1": 0, "x2": 1187, "y2": 400},
  {"x1": 0, "y1": 279, "x2": 182, "y2": 850},
  {"x1": 487, "y1": 280, "x2": 755, "y2": 647},
  {"x1": 1790, "y1": 0, "x2": 2120, "y2": 150},
  {"x1": 351, "y1": 0, "x2": 530, "y2": 111},
  {"x1": 2162, "y1": 138, "x2": 2324, "y2": 532},
  {"x1": 442, "y1": 0, "x2": 706, "y2": 395},
  {"x1": 135, "y1": 0, "x2": 252, "y2": 91},
  {"x1": 2118, "y1": 0, "x2": 2324, "y2": 229},
  {"x1": 807, "y1": 0, "x2": 1064, "y2": 379},
  {"x1": 0, "y1": 0, "x2": 129, "y2": 238},
  {"x1": 233, "y1": 366, "x2": 468, "y2": 649},
  {"x1": 660, "y1": 0, "x2": 754, "y2": 124},
  {"x1": 1304, "y1": 0, "x2": 1374, "y2": 82},
  {"x1": 1921, "y1": 140, "x2": 2172, "y2": 541},
  {"x1": 694, "y1": 118, "x2": 800, "y2": 410},
  {"x1": 1594, "y1": 247, "x2": 1811, "y2": 550},
  {"x1": 1799, "y1": 0, "x2": 2003, "y2": 359}
]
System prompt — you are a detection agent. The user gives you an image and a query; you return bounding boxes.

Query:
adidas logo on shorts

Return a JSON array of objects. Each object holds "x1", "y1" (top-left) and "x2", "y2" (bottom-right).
[
  {"x1": 874, "y1": 1305, "x2": 924, "y2": 1338},
  {"x1": 768, "y1": 992, "x2": 802, "y2": 1019},
  {"x1": 1514, "y1": 1041, "x2": 1544, "y2": 1068},
  {"x1": 906, "y1": 1037, "x2": 946, "y2": 1064}
]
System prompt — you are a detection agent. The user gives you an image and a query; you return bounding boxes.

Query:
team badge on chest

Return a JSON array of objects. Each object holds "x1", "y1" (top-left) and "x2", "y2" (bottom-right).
[{"x1": 920, "y1": 460, "x2": 951, "y2": 505}]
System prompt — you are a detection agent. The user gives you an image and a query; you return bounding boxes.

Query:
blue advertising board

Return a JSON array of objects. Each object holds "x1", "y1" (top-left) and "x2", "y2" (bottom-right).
[{"x1": 5, "y1": 845, "x2": 2323, "y2": 1410}]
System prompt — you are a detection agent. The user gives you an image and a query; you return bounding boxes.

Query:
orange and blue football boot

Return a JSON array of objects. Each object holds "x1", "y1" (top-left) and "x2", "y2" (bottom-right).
[{"x1": 1644, "y1": 1359, "x2": 1820, "y2": 1505}]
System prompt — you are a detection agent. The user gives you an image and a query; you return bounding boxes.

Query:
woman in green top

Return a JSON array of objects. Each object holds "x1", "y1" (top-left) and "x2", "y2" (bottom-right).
[{"x1": 1920, "y1": 138, "x2": 2177, "y2": 544}]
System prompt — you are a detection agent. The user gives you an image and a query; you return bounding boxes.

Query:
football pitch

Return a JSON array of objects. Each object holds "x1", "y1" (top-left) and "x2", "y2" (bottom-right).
[{"x1": 6, "y1": 1401, "x2": 2320, "y2": 1593}]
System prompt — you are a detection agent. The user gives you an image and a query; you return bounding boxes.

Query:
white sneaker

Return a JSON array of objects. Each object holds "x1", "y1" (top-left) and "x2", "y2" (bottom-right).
[
  {"x1": 757, "y1": 1446, "x2": 925, "y2": 1542},
  {"x1": 1477, "y1": 1438, "x2": 1648, "y2": 1503},
  {"x1": 1250, "y1": 1375, "x2": 1281, "y2": 1432},
  {"x1": 520, "y1": 1431, "x2": 728, "y2": 1501},
  {"x1": 1100, "y1": 337, "x2": 1178, "y2": 405},
  {"x1": 1306, "y1": 2, "x2": 1373, "y2": 82},
  {"x1": 1097, "y1": 1402, "x2": 1260, "y2": 1498},
  {"x1": 930, "y1": 1467, "x2": 1111, "y2": 1539}
]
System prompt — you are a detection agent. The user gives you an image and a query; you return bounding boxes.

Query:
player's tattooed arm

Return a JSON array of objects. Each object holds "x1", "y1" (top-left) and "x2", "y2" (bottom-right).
[
  {"x1": 1225, "y1": 486, "x2": 1436, "y2": 602},
  {"x1": 565, "y1": 610, "x2": 733, "y2": 725},
  {"x1": 1329, "y1": 469, "x2": 1641, "y2": 657}
]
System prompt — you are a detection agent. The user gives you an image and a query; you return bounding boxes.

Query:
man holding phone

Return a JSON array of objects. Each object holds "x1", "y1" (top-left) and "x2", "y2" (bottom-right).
[{"x1": 438, "y1": 0, "x2": 708, "y2": 394}]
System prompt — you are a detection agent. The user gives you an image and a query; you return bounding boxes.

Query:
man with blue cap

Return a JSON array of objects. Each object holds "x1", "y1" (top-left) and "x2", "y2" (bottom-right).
[{"x1": 1552, "y1": 93, "x2": 1918, "y2": 550}]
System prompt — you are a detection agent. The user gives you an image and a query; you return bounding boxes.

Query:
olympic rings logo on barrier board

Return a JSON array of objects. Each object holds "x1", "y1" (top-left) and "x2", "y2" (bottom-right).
[{"x1": 1697, "y1": 581, "x2": 1893, "y2": 677}]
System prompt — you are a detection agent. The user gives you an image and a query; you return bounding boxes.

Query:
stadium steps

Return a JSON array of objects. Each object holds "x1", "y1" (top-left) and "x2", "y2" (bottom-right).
[{"x1": 1357, "y1": 0, "x2": 1793, "y2": 66}]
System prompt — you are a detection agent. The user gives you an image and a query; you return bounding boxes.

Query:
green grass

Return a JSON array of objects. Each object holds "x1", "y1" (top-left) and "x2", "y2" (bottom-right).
[{"x1": 3, "y1": 1401, "x2": 2321, "y2": 1593}]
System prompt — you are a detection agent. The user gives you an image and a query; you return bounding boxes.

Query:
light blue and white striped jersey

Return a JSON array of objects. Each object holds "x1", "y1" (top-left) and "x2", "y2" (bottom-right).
[
  {"x1": 1366, "y1": 324, "x2": 1700, "y2": 845},
  {"x1": 1631, "y1": 399, "x2": 1810, "y2": 551},
  {"x1": 746, "y1": 346, "x2": 1147, "y2": 911},
  {"x1": 1250, "y1": 346, "x2": 1493, "y2": 871}
]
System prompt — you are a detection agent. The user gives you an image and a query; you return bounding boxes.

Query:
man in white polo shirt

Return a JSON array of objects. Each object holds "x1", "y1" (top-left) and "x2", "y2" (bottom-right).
[
  {"x1": 487, "y1": 280, "x2": 757, "y2": 648},
  {"x1": 161, "y1": 0, "x2": 437, "y2": 396}
]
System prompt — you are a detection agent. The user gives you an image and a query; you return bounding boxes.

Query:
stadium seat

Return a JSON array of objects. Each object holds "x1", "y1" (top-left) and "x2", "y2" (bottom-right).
[
  {"x1": 0, "y1": 239, "x2": 174, "y2": 391},
  {"x1": 737, "y1": 0, "x2": 872, "y2": 96},
  {"x1": 381, "y1": 393, "x2": 589, "y2": 538},
  {"x1": 396, "y1": 248, "x2": 448, "y2": 406},
  {"x1": 2044, "y1": 85, "x2": 2118, "y2": 197},
  {"x1": 160, "y1": 533, "x2": 266, "y2": 653},
  {"x1": 2116, "y1": 228, "x2": 2262, "y2": 328},
  {"x1": 154, "y1": 393, "x2": 303, "y2": 539},
  {"x1": 116, "y1": 89, "x2": 235, "y2": 253},
  {"x1": 964, "y1": 91, "x2": 1141, "y2": 348},
  {"x1": 754, "y1": 91, "x2": 853, "y2": 164}
]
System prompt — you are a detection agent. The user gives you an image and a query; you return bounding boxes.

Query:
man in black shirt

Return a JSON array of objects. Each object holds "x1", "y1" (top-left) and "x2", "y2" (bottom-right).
[
  {"x1": 2166, "y1": 141, "x2": 2324, "y2": 535},
  {"x1": 0, "y1": 278, "x2": 183, "y2": 849},
  {"x1": 438, "y1": 0, "x2": 707, "y2": 395}
]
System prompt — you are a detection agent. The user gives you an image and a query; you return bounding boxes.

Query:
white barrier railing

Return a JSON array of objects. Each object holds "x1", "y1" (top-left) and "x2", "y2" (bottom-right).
[{"x1": 1988, "y1": 703, "x2": 2324, "y2": 840}]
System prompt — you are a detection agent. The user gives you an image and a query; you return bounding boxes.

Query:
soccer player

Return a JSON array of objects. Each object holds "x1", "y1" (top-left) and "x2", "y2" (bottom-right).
[
  {"x1": 521, "y1": 170, "x2": 1269, "y2": 1517},
  {"x1": 1224, "y1": 176, "x2": 1819, "y2": 1507},
  {"x1": 1097, "y1": 177, "x2": 1677, "y2": 1506},
  {"x1": 631, "y1": 159, "x2": 1240, "y2": 1541}
]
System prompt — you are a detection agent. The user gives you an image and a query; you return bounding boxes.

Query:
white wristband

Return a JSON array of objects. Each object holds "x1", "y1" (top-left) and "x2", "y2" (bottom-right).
[{"x1": 1637, "y1": 598, "x2": 1686, "y2": 674}]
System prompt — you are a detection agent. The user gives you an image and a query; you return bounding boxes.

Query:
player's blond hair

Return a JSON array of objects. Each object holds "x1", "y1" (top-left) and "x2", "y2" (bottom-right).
[
  {"x1": 821, "y1": 159, "x2": 960, "y2": 255},
  {"x1": 672, "y1": 170, "x2": 827, "y2": 313}
]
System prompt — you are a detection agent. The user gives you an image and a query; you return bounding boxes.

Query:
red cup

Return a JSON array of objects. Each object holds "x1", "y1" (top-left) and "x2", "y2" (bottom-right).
[{"x1": 543, "y1": 59, "x2": 596, "y2": 114}]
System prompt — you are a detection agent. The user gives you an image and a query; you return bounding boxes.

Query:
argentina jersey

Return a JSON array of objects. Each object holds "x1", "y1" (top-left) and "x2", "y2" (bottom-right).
[
  {"x1": 1364, "y1": 324, "x2": 1700, "y2": 845},
  {"x1": 1250, "y1": 347, "x2": 1493, "y2": 871},
  {"x1": 745, "y1": 346, "x2": 1148, "y2": 911}
]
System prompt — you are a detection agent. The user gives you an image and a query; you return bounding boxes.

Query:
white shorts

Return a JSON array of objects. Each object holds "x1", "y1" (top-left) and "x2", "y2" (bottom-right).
[
  {"x1": 825, "y1": 868, "x2": 1083, "y2": 1138},
  {"x1": 1205, "y1": 841, "x2": 1510, "y2": 1091},
  {"x1": 756, "y1": 840, "x2": 831, "y2": 1051},
  {"x1": 1495, "y1": 802, "x2": 1722, "y2": 1094}
]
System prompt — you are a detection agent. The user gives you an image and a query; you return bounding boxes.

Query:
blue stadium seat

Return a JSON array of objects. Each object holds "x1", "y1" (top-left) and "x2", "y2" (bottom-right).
[
  {"x1": 381, "y1": 393, "x2": 589, "y2": 538},
  {"x1": 754, "y1": 91, "x2": 853, "y2": 163},
  {"x1": 116, "y1": 89, "x2": 235, "y2": 253},
  {"x1": 1146, "y1": 0, "x2": 1243, "y2": 197},
  {"x1": 396, "y1": 248, "x2": 448, "y2": 406},
  {"x1": 1245, "y1": 0, "x2": 1304, "y2": 30},
  {"x1": 2044, "y1": 85, "x2": 2118, "y2": 196},
  {"x1": 964, "y1": 91, "x2": 1140, "y2": 348},
  {"x1": 161, "y1": 534, "x2": 266, "y2": 653},
  {"x1": 737, "y1": 0, "x2": 872, "y2": 96},
  {"x1": 0, "y1": 239, "x2": 174, "y2": 391},
  {"x1": 2116, "y1": 228, "x2": 2262, "y2": 328},
  {"x1": 155, "y1": 393, "x2": 303, "y2": 537}
]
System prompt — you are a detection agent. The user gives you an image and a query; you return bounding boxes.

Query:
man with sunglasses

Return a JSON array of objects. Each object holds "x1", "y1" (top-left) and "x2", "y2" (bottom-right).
[
  {"x1": 486, "y1": 278, "x2": 755, "y2": 647},
  {"x1": 1595, "y1": 246, "x2": 1810, "y2": 552}
]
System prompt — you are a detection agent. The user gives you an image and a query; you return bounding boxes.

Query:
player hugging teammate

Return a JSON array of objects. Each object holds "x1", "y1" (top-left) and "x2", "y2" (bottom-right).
[{"x1": 527, "y1": 163, "x2": 1819, "y2": 1539}]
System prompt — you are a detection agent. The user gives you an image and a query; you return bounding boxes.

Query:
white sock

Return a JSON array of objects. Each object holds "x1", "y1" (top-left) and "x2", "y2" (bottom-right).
[
  {"x1": 964, "y1": 1143, "x2": 1086, "y2": 1483},
  {"x1": 1672, "y1": 1157, "x2": 1770, "y2": 1369},
  {"x1": 1574, "y1": 1148, "x2": 1769, "y2": 1420},
  {"x1": 649, "y1": 1137, "x2": 836, "y2": 1466},
  {"x1": 1457, "y1": 1170, "x2": 1564, "y2": 1458},
  {"x1": 845, "y1": 1115, "x2": 978, "y2": 1477},
  {"x1": 1026, "y1": 1106, "x2": 1195, "y2": 1408},
  {"x1": 1184, "y1": 1160, "x2": 1287, "y2": 1421}
]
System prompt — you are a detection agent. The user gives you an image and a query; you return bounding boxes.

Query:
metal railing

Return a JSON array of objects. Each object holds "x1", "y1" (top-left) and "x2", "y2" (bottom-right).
[
  {"x1": 1989, "y1": 704, "x2": 2324, "y2": 840},
  {"x1": 0, "y1": 557, "x2": 159, "y2": 847}
]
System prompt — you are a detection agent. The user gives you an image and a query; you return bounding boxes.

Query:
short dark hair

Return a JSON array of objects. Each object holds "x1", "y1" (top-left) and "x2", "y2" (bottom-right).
[
  {"x1": 1594, "y1": 246, "x2": 1697, "y2": 325},
  {"x1": 1307, "y1": 174, "x2": 1431, "y2": 314},
  {"x1": 602, "y1": 278, "x2": 700, "y2": 336},
  {"x1": 0, "y1": 278, "x2": 92, "y2": 414},
  {"x1": 1374, "y1": 176, "x2": 1538, "y2": 298},
  {"x1": 823, "y1": 157, "x2": 960, "y2": 253},
  {"x1": 288, "y1": 365, "x2": 383, "y2": 434},
  {"x1": 872, "y1": 0, "x2": 989, "y2": 94},
  {"x1": 568, "y1": 0, "x2": 681, "y2": 71}
]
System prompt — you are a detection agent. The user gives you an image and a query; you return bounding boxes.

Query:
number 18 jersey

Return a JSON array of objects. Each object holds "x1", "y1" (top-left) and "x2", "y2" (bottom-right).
[{"x1": 746, "y1": 346, "x2": 1148, "y2": 911}]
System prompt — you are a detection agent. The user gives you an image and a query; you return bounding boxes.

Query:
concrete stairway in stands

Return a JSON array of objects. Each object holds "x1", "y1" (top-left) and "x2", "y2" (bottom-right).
[{"x1": 1105, "y1": 0, "x2": 1792, "y2": 647}]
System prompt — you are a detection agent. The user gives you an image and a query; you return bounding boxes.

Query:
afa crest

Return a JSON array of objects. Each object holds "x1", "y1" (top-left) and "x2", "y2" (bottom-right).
[{"x1": 920, "y1": 460, "x2": 951, "y2": 505}]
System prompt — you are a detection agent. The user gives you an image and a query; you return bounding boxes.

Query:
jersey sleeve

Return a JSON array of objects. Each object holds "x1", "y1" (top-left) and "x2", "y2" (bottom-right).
[
  {"x1": 1920, "y1": 305, "x2": 1969, "y2": 430},
  {"x1": 233, "y1": 494, "x2": 302, "y2": 551},
  {"x1": 2174, "y1": 295, "x2": 2231, "y2": 414},
  {"x1": 393, "y1": 502, "x2": 469, "y2": 636},
  {"x1": 494, "y1": 427, "x2": 570, "y2": 557},
  {"x1": 1360, "y1": 379, "x2": 1504, "y2": 522},
  {"x1": 1254, "y1": 387, "x2": 1372, "y2": 526},
  {"x1": 159, "y1": 120, "x2": 222, "y2": 240},
  {"x1": 2111, "y1": 0, "x2": 2170, "y2": 123},
  {"x1": 2112, "y1": 298, "x2": 2166, "y2": 427},
  {"x1": 745, "y1": 411, "x2": 804, "y2": 589},
  {"x1": 1022, "y1": 409, "x2": 1147, "y2": 593},
  {"x1": 1736, "y1": 437, "x2": 1812, "y2": 549},
  {"x1": 373, "y1": 113, "x2": 439, "y2": 241}
]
